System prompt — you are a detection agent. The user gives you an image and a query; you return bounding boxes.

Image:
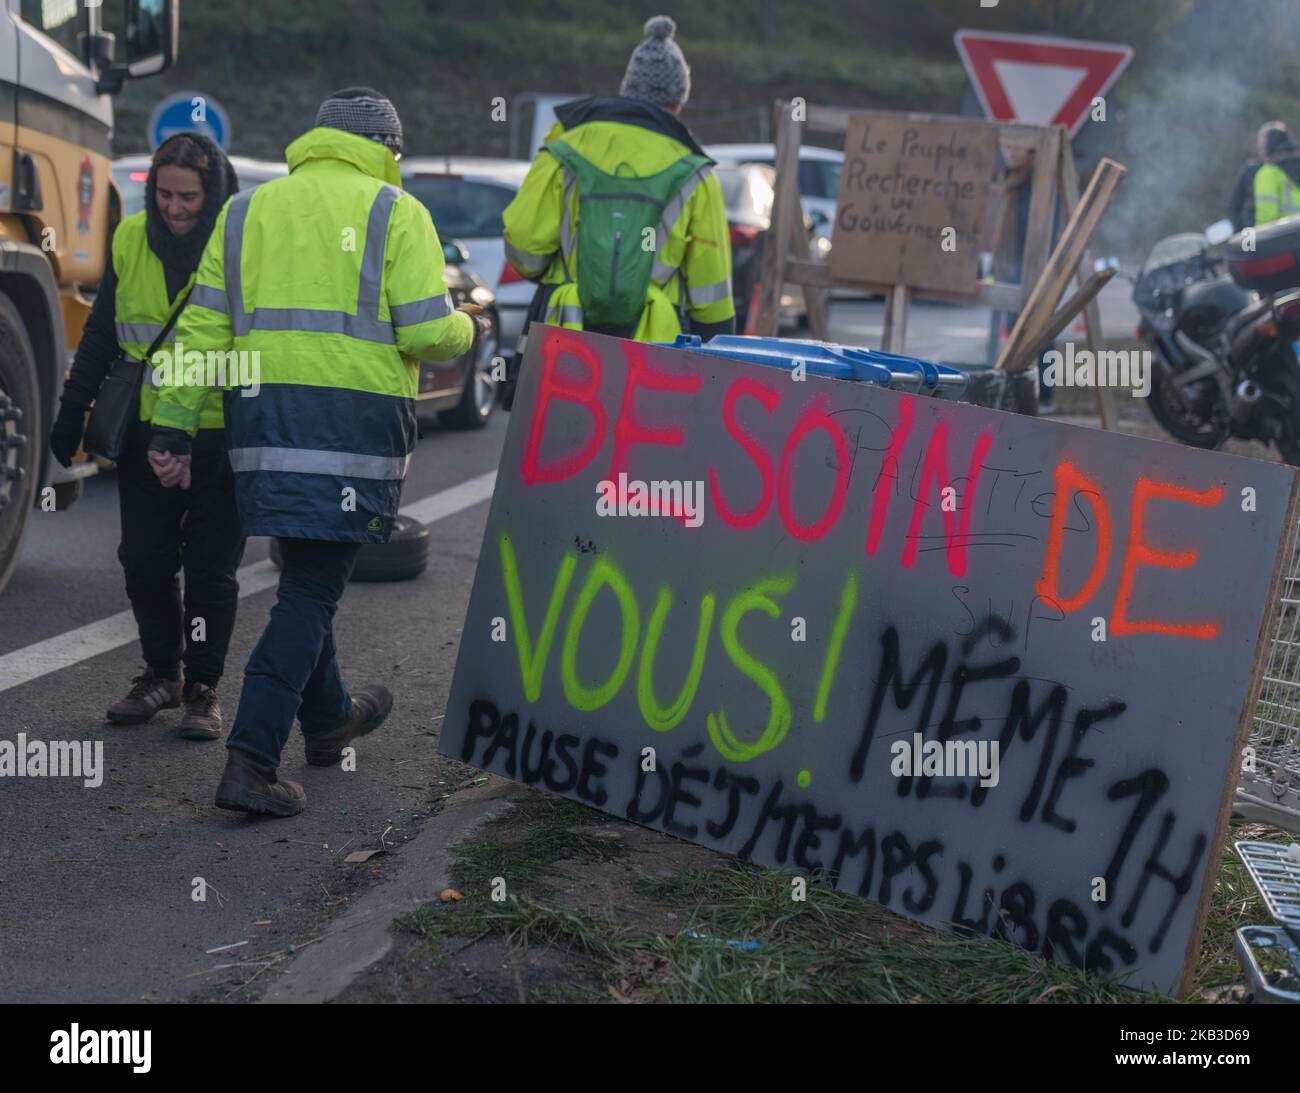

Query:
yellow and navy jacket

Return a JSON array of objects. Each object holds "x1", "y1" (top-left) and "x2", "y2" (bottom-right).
[
  {"x1": 153, "y1": 127, "x2": 474, "y2": 543},
  {"x1": 502, "y1": 96, "x2": 735, "y2": 342}
]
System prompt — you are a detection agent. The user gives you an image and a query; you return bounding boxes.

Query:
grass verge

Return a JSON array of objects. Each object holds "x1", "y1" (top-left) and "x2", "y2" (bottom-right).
[{"x1": 393, "y1": 793, "x2": 1289, "y2": 1003}]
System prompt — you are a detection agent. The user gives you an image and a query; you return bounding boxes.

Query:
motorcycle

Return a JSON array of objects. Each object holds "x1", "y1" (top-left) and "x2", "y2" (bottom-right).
[{"x1": 1132, "y1": 218, "x2": 1300, "y2": 464}]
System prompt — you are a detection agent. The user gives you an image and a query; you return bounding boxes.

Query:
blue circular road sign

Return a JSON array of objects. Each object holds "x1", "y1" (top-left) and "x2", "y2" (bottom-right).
[{"x1": 147, "y1": 91, "x2": 231, "y2": 151}]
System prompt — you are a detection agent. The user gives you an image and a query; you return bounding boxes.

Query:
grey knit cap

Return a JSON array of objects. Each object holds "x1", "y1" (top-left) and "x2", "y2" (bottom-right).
[
  {"x1": 316, "y1": 86, "x2": 403, "y2": 156},
  {"x1": 619, "y1": 15, "x2": 690, "y2": 108}
]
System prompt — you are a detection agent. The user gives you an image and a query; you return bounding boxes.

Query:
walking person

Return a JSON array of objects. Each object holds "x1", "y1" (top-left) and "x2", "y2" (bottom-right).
[
  {"x1": 50, "y1": 133, "x2": 243, "y2": 739},
  {"x1": 149, "y1": 88, "x2": 488, "y2": 816},
  {"x1": 502, "y1": 15, "x2": 734, "y2": 353}
]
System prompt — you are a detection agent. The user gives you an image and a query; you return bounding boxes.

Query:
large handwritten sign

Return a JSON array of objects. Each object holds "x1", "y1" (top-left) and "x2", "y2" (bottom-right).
[
  {"x1": 443, "y1": 326, "x2": 1297, "y2": 994},
  {"x1": 829, "y1": 115, "x2": 997, "y2": 294}
]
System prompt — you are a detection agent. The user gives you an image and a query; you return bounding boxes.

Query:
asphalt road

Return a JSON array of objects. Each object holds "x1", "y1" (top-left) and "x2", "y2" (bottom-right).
[
  {"x1": 0, "y1": 293, "x2": 1139, "y2": 1002},
  {"x1": 0, "y1": 406, "x2": 508, "y2": 1003}
]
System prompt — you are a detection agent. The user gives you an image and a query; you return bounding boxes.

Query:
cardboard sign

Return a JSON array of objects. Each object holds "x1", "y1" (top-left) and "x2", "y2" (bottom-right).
[
  {"x1": 829, "y1": 115, "x2": 998, "y2": 295},
  {"x1": 443, "y1": 326, "x2": 1297, "y2": 994}
]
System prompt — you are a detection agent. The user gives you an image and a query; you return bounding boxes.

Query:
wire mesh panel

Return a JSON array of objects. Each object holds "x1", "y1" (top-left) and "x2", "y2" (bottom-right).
[
  {"x1": 1235, "y1": 841, "x2": 1300, "y2": 926},
  {"x1": 1239, "y1": 508, "x2": 1300, "y2": 833}
]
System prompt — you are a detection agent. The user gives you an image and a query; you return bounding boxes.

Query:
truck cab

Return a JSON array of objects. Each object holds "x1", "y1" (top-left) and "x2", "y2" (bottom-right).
[{"x1": 0, "y1": 0, "x2": 177, "y2": 595}]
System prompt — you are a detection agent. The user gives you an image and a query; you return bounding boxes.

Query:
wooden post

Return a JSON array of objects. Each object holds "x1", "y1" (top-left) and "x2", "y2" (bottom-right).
[
  {"x1": 1059, "y1": 147, "x2": 1118, "y2": 430},
  {"x1": 1017, "y1": 126, "x2": 1063, "y2": 308},
  {"x1": 756, "y1": 101, "x2": 801, "y2": 337},
  {"x1": 789, "y1": 209, "x2": 829, "y2": 339},
  {"x1": 882, "y1": 285, "x2": 910, "y2": 354},
  {"x1": 1005, "y1": 268, "x2": 1115, "y2": 373},
  {"x1": 997, "y1": 157, "x2": 1127, "y2": 374}
]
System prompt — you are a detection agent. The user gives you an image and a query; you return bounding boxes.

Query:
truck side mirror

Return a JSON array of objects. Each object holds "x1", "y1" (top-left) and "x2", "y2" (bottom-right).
[
  {"x1": 95, "y1": 0, "x2": 179, "y2": 94},
  {"x1": 443, "y1": 240, "x2": 470, "y2": 266}
]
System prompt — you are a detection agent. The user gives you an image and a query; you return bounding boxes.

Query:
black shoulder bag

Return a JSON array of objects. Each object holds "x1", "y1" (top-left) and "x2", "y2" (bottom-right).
[{"x1": 84, "y1": 288, "x2": 192, "y2": 462}]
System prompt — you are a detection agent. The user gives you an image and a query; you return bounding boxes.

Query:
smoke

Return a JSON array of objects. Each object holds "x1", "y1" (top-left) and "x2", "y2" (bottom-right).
[{"x1": 1100, "y1": 0, "x2": 1300, "y2": 259}]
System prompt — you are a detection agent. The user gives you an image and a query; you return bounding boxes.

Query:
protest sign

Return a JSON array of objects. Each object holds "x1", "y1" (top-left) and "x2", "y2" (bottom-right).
[{"x1": 443, "y1": 325, "x2": 1297, "y2": 994}]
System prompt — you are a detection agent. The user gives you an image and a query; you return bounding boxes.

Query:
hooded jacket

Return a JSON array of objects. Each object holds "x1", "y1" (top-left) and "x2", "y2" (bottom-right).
[
  {"x1": 152, "y1": 127, "x2": 474, "y2": 543},
  {"x1": 55, "y1": 132, "x2": 238, "y2": 431},
  {"x1": 502, "y1": 95, "x2": 734, "y2": 342}
]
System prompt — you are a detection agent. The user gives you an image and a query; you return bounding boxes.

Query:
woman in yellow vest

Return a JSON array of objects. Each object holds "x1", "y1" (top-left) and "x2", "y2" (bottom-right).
[{"x1": 50, "y1": 133, "x2": 242, "y2": 740}]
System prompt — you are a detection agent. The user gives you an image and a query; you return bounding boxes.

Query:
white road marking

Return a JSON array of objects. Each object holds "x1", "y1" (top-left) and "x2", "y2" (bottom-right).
[{"x1": 0, "y1": 470, "x2": 498, "y2": 694}]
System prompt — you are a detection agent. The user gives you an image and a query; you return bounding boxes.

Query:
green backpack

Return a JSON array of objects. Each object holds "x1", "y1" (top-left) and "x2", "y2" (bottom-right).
[{"x1": 544, "y1": 138, "x2": 711, "y2": 330}]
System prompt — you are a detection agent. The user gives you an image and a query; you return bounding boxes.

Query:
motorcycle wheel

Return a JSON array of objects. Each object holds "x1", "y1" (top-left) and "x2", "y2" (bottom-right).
[
  {"x1": 1267, "y1": 365, "x2": 1300, "y2": 466},
  {"x1": 1145, "y1": 369, "x2": 1229, "y2": 450}
]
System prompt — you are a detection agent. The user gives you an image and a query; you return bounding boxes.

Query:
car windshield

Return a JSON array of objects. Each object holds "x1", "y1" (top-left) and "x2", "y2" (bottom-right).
[
  {"x1": 404, "y1": 177, "x2": 516, "y2": 239},
  {"x1": 716, "y1": 167, "x2": 774, "y2": 222},
  {"x1": 712, "y1": 153, "x2": 839, "y2": 201},
  {"x1": 798, "y1": 158, "x2": 842, "y2": 200}
]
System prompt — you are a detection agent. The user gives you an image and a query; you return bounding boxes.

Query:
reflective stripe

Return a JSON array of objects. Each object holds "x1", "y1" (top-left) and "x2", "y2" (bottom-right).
[
  {"x1": 223, "y1": 185, "x2": 403, "y2": 342},
  {"x1": 228, "y1": 446, "x2": 409, "y2": 480},
  {"x1": 189, "y1": 283, "x2": 229, "y2": 313},
  {"x1": 559, "y1": 172, "x2": 576, "y2": 260},
  {"x1": 687, "y1": 279, "x2": 731, "y2": 307},
  {"x1": 359, "y1": 185, "x2": 400, "y2": 319},
  {"x1": 548, "y1": 303, "x2": 583, "y2": 326},
  {"x1": 652, "y1": 165, "x2": 712, "y2": 288},
  {"x1": 391, "y1": 292, "x2": 454, "y2": 326},
  {"x1": 116, "y1": 321, "x2": 166, "y2": 343},
  {"x1": 224, "y1": 190, "x2": 254, "y2": 337},
  {"x1": 244, "y1": 308, "x2": 396, "y2": 343},
  {"x1": 504, "y1": 239, "x2": 550, "y2": 277}
]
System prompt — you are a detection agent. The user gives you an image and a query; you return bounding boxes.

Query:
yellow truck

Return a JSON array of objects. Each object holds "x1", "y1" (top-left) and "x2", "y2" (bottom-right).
[{"x1": 0, "y1": 0, "x2": 177, "y2": 594}]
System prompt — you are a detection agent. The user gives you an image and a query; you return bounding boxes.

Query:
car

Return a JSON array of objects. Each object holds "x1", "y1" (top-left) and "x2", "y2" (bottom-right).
[
  {"x1": 416, "y1": 240, "x2": 501, "y2": 429},
  {"x1": 111, "y1": 154, "x2": 288, "y2": 217},
  {"x1": 713, "y1": 161, "x2": 820, "y2": 332},
  {"x1": 401, "y1": 158, "x2": 533, "y2": 361},
  {"x1": 705, "y1": 142, "x2": 843, "y2": 244}
]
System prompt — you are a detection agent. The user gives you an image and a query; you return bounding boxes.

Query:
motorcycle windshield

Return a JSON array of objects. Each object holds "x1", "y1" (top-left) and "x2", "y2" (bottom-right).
[{"x1": 1141, "y1": 233, "x2": 1209, "y2": 276}]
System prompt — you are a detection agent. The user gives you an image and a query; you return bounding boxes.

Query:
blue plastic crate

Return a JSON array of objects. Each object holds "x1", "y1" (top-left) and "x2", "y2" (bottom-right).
[{"x1": 663, "y1": 334, "x2": 968, "y2": 399}]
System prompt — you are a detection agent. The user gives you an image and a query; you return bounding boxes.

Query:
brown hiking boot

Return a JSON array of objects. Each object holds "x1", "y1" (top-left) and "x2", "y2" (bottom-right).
[
  {"x1": 178, "y1": 682, "x2": 223, "y2": 741},
  {"x1": 214, "y1": 749, "x2": 305, "y2": 817},
  {"x1": 304, "y1": 685, "x2": 394, "y2": 766},
  {"x1": 106, "y1": 667, "x2": 182, "y2": 725}
]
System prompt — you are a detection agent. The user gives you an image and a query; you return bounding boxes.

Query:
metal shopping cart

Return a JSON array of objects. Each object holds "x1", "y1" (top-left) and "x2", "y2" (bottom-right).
[
  {"x1": 1233, "y1": 840, "x2": 1300, "y2": 1003},
  {"x1": 1236, "y1": 515, "x2": 1300, "y2": 835}
]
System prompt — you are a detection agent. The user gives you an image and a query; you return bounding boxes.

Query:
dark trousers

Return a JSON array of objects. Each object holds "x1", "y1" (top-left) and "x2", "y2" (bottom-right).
[
  {"x1": 227, "y1": 539, "x2": 361, "y2": 768},
  {"x1": 117, "y1": 422, "x2": 245, "y2": 687}
]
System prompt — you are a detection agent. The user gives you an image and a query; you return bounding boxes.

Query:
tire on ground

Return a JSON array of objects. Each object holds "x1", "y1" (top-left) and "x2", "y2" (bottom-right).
[
  {"x1": 268, "y1": 515, "x2": 430, "y2": 582},
  {"x1": 0, "y1": 291, "x2": 42, "y2": 597}
]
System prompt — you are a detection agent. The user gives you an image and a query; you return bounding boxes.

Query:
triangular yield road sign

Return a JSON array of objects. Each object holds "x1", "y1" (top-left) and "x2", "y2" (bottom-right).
[{"x1": 954, "y1": 29, "x2": 1133, "y2": 137}]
